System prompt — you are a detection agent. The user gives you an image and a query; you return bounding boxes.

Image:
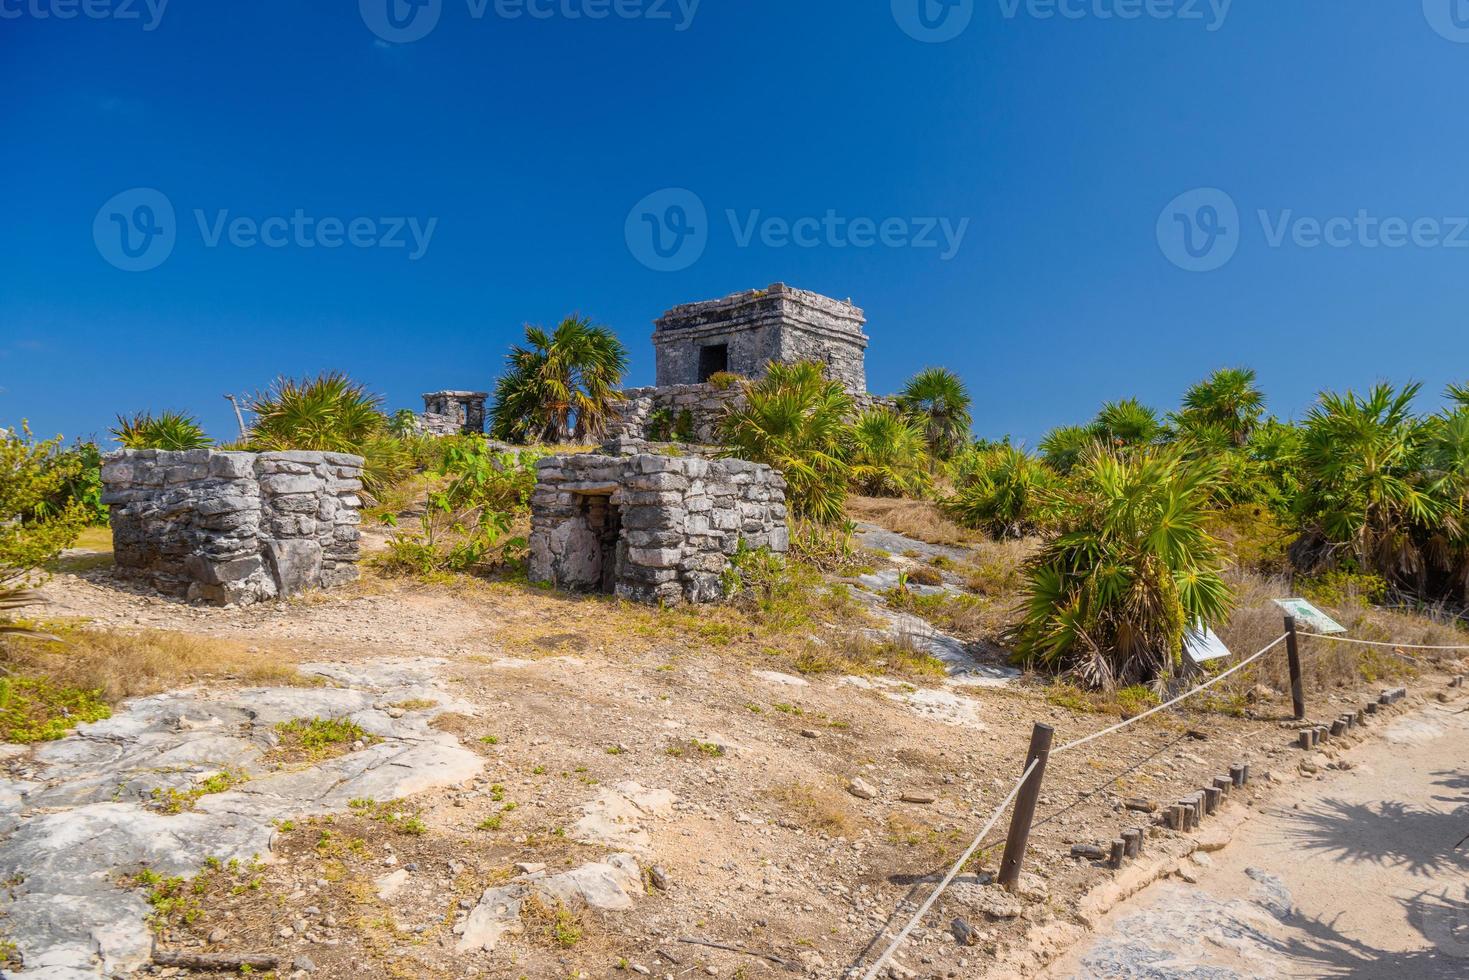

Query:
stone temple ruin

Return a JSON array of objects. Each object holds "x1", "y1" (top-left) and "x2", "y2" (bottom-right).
[
  {"x1": 654, "y1": 283, "x2": 868, "y2": 393},
  {"x1": 421, "y1": 390, "x2": 488, "y2": 436},
  {"x1": 102, "y1": 449, "x2": 364, "y2": 606},
  {"x1": 528, "y1": 452, "x2": 788, "y2": 604},
  {"x1": 605, "y1": 283, "x2": 871, "y2": 446}
]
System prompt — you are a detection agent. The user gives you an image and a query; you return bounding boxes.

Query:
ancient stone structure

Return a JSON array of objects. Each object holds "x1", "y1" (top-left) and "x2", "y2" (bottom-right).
[
  {"x1": 603, "y1": 383, "x2": 744, "y2": 445},
  {"x1": 421, "y1": 390, "x2": 488, "y2": 436},
  {"x1": 101, "y1": 449, "x2": 364, "y2": 606},
  {"x1": 528, "y1": 452, "x2": 788, "y2": 604},
  {"x1": 654, "y1": 283, "x2": 869, "y2": 394}
]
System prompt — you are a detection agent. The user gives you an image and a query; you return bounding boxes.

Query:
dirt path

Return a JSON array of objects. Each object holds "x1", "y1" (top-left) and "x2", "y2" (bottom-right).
[{"x1": 1042, "y1": 698, "x2": 1469, "y2": 979}]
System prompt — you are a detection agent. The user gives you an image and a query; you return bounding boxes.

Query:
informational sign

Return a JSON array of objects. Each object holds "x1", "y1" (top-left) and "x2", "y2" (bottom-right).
[
  {"x1": 1185, "y1": 625, "x2": 1234, "y2": 664},
  {"x1": 1273, "y1": 598, "x2": 1347, "y2": 635}
]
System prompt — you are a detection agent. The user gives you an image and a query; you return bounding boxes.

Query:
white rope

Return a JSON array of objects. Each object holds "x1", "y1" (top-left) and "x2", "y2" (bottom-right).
[
  {"x1": 860, "y1": 758, "x2": 1039, "y2": 980},
  {"x1": 859, "y1": 630, "x2": 1290, "y2": 978},
  {"x1": 1053, "y1": 632, "x2": 1291, "y2": 756},
  {"x1": 1299, "y1": 632, "x2": 1469, "y2": 652}
]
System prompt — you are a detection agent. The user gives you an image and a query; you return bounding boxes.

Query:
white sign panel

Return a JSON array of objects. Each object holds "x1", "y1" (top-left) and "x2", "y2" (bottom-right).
[
  {"x1": 1273, "y1": 598, "x2": 1347, "y2": 635},
  {"x1": 1185, "y1": 625, "x2": 1234, "y2": 664}
]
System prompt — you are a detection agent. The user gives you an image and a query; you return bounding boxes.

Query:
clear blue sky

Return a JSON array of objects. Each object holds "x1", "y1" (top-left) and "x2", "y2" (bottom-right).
[{"x1": 4, "y1": 1, "x2": 1468, "y2": 447}]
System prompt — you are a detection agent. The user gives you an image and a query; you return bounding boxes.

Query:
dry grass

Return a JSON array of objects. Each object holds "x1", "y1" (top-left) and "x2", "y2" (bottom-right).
[
  {"x1": 847, "y1": 496, "x2": 983, "y2": 548},
  {"x1": 0, "y1": 626, "x2": 307, "y2": 704},
  {"x1": 767, "y1": 780, "x2": 857, "y2": 836}
]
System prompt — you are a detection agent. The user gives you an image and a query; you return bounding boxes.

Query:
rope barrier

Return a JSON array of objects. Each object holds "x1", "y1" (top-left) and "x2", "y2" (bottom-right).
[
  {"x1": 858, "y1": 629, "x2": 1292, "y2": 977},
  {"x1": 1299, "y1": 632, "x2": 1469, "y2": 652},
  {"x1": 859, "y1": 759, "x2": 1039, "y2": 980},
  {"x1": 1052, "y1": 632, "x2": 1291, "y2": 756}
]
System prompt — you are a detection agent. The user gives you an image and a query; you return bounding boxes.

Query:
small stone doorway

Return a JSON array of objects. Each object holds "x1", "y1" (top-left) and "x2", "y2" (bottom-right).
[
  {"x1": 577, "y1": 492, "x2": 623, "y2": 595},
  {"x1": 698, "y1": 343, "x2": 729, "y2": 382}
]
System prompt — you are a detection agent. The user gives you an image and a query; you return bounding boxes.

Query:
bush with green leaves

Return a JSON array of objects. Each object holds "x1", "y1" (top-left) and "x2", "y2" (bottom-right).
[
  {"x1": 1009, "y1": 445, "x2": 1232, "y2": 688},
  {"x1": 111, "y1": 411, "x2": 212, "y2": 451},
  {"x1": 848, "y1": 407, "x2": 930, "y2": 498},
  {"x1": 719, "y1": 362, "x2": 853, "y2": 524},
  {"x1": 944, "y1": 445, "x2": 1057, "y2": 539},
  {"x1": 246, "y1": 372, "x2": 410, "y2": 498},
  {"x1": 381, "y1": 441, "x2": 546, "y2": 576},
  {"x1": 1, "y1": 425, "x2": 91, "y2": 635},
  {"x1": 489, "y1": 316, "x2": 627, "y2": 444}
]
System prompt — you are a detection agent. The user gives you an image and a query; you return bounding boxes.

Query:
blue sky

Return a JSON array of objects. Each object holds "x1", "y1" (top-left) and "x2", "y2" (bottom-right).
[{"x1": 4, "y1": 1, "x2": 1469, "y2": 446}]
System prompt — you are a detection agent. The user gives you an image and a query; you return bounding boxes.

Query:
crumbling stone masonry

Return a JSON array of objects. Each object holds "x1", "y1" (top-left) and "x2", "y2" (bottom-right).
[
  {"x1": 421, "y1": 391, "x2": 488, "y2": 436},
  {"x1": 101, "y1": 449, "x2": 364, "y2": 606},
  {"x1": 528, "y1": 453, "x2": 788, "y2": 604},
  {"x1": 654, "y1": 283, "x2": 869, "y2": 394},
  {"x1": 603, "y1": 383, "x2": 745, "y2": 445}
]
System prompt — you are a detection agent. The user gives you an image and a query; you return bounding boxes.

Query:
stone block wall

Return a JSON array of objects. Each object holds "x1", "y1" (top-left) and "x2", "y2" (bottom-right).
[
  {"x1": 603, "y1": 383, "x2": 744, "y2": 445},
  {"x1": 528, "y1": 453, "x2": 788, "y2": 605},
  {"x1": 101, "y1": 449, "x2": 364, "y2": 606},
  {"x1": 421, "y1": 391, "x2": 488, "y2": 436}
]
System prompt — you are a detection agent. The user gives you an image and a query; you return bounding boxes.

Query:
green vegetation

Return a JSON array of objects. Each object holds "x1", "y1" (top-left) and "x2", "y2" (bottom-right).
[
  {"x1": 1, "y1": 424, "x2": 91, "y2": 641},
  {"x1": 380, "y1": 440, "x2": 544, "y2": 575},
  {"x1": 150, "y1": 769, "x2": 249, "y2": 814},
  {"x1": 0, "y1": 676, "x2": 111, "y2": 742},
  {"x1": 719, "y1": 362, "x2": 854, "y2": 523},
  {"x1": 1009, "y1": 445, "x2": 1231, "y2": 688},
  {"x1": 111, "y1": 410, "x2": 212, "y2": 450},
  {"x1": 488, "y1": 315, "x2": 628, "y2": 443},
  {"x1": 272, "y1": 716, "x2": 376, "y2": 761},
  {"x1": 849, "y1": 407, "x2": 930, "y2": 498},
  {"x1": 246, "y1": 371, "x2": 413, "y2": 497},
  {"x1": 896, "y1": 367, "x2": 973, "y2": 460},
  {"x1": 944, "y1": 445, "x2": 1057, "y2": 539}
]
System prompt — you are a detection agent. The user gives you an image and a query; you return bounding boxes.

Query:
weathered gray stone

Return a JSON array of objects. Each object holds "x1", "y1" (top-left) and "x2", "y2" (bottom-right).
[
  {"x1": 528, "y1": 452, "x2": 787, "y2": 605},
  {"x1": 420, "y1": 390, "x2": 488, "y2": 436},
  {"x1": 103, "y1": 449, "x2": 362, "y2": 606}
]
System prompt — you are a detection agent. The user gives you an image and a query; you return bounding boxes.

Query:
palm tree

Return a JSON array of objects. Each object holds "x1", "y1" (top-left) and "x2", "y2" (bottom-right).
[
  {"x1": 1038, "y1": 425, "x2": 1095, "y2": 475},
  {"x1": 944, "y1": 445, "x2": 1057, "y2": 540},
  {"x1": 1297, "y1": 383, "x2": 1438, "y2": 585},
  {"x1": 1093, "y1": 398, "x2": 1166, "y2": 448},
  {"x1": 489, "y1": 316, "x2": 627, "y2": 444},
  {"x1": 849, "y1": 408, "x2": 930, "y2": 498},
  {"x1": 896, "y1": 368, "x2": 973, "y2": 460},
  {"x1": 719, "y1": 361, "x2": 853, "y2": 524},
  {"x1": 1009, "y1": 444, "x2": 1232, "y2": 688},
  {"x1": 111, "y1": 411, "x2": 212, "y2": 451},
  {"x1": 1176, "y1": 368, "x2": 1266, "y2": 447}
]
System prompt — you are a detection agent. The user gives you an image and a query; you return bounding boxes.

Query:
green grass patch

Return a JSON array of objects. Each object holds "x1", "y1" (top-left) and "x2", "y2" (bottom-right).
[{"x1": 0, "y1": 676, "x2": 111, "y2": 743}]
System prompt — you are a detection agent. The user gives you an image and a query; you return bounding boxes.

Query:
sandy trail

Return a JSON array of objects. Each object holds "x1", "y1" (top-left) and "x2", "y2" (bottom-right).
[{"x1": 1043, "y1": 699, "x2": 1469, "y2": 979}]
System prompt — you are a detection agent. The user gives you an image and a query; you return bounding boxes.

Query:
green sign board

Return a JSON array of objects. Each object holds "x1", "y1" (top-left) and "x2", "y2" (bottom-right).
[{"x1": 1273, "y1": 598, "x2": 1347, "y2": 635}]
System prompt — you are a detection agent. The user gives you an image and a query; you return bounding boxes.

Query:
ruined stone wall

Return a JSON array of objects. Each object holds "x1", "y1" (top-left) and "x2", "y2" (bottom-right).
[
  {"x1": 653, "y1": 283, "x2": 869, "y2": 393},
  {"x1": 421, "y1": 391, "x2": 488, "y2": 437},
  {"x1": 102, "y1": 449, "x2": 364, "y2": 606},
  {"x1": 528, "y1": 453, "x2": 788, "y2": 605},
  {"x1": 602, "y1": 383, "x2": 744, "y2": 445}
]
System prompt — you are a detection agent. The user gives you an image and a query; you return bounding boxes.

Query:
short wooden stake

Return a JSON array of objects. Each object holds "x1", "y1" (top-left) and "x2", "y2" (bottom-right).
[
  {"x1": 1204, "y1": 786, "x2": 1222, "y2": 814},
  {"x1": 1109, "y1": 839, "x2": 1126, "y2": 869},
  {"x1": 1298, "y1": 731, "x2": 1313, "y2": 750},
  {"x1": 1122, "y1": 829, "x2": 1141, "y2": 858},
  {"x1": 999, "y1": 723, "x2": 1053, "y2": 893},
  {"x1": 1330, "y1": 719, "x2": 1346, "y2": 737},
  {"x1": 1230, "y1": 764, "x2": 1246, "y2": 788}
]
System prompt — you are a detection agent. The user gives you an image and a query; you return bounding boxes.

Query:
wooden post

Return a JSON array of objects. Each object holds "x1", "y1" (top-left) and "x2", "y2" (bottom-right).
[
  {"x1": 998, "y1": 723, "x2": 1053, "y2": 893},
  {"x1": 1109, "y1": 839, "x2": 1126, "y2": 869},
  {"x1": 1297, "y1": 730, "x2": 1312, "y2": 750},
  {"x1": 1285, "y1": 615, "x2": 1306, "y2": 721}
]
